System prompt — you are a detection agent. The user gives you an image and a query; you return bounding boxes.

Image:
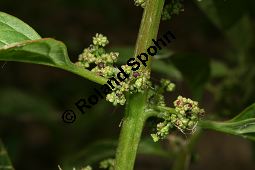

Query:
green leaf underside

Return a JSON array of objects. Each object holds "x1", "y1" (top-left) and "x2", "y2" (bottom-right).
[
  {"x1": 0, "y1": 12, "x2": 107, "y2": 84},
  {"x1": 0, "y1": 12, "x2": 69, "y2": 67},
  {"x1": 0, "y1": 38, "x2": 107, "y2": 84},
  {"x1": 0, "y1": 140, "x2": 15, "y2": 170},
  {"x1": 0, "y1": 12, "x2": 68, "y2": 68},
  {"x1": 0, "y1": 38, "x2": 71, "y2": 67},
  {"x1": 0, "y1": 12, "x2": 41, "y2": 47},
  {"x1": 199, "y1": 103, "x2": 255, "y2": 140}
]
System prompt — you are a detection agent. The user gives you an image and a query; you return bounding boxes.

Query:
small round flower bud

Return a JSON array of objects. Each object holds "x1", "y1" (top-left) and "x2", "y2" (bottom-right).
[
  {"x1": 134, "y1": 0, "x2": 146, "y2": 8},
  {"x1": 161, "y1": 79, "x2": 175, "y2": 92},
  {"x1": 99, "y1": 158, "x2": 115, "y2": 170},
  {"x1": 162, "y1": 1, "x2": 184, "y2": 21},
  {"x1": 93, "y1": 33, "x2": 109, "y2": 47},
  {"x1": 151, "y1": 134, "x2": 159, "y2": 142},
  {"x1": 121, "y1": 64, "x2": 132, "y2": 74}
]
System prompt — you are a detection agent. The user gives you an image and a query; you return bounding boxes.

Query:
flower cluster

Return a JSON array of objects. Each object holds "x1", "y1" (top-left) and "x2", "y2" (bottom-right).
[
  {"x1": 62, "y1": 159, "x2": 115, "y2": 170},
  {"x1": 134, "y1": 0, "x2": 146, "y2": 8},
  {"x1": 162, "y1": 0, "x2": 184, "y2": 21},
  {"x1": 106, "y1": 69, "x2": 151, "y2": 105},
  {"x1": 172, "y1": 96, "x2": 204, "y2": 130},
  {"x1": 148, "y1": 78, "x2": 175, "y2": 107},
  {"x1": 160, "y1": 78, "x2": 175, "y2": 92},
  {"x1": 99, "y1": 158, "x2": 115, "y2": 170},
  {"x1": 76, "y1": 33, "x2": 117, "y2": 69},
  {"x1": 76, "y1": 34, "x2": 151, "y2": 106},
  {"x1": 151, "y1": 121, "x2": 172, "y2": 142},
  {"x1": 93, "y1": 33, "x2": 109, "y2": 47},
  {"x1": 151, "y1": 96, "x2": 204, "y2": 142}
]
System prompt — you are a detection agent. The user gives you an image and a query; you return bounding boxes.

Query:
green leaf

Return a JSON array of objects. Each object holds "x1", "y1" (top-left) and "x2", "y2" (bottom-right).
[
  {"x1": 0, "y1": 38, "x2": 106, "y2": 84},
  {"x1": 0, "y1": 140, "x2": 15, "y2": 170},
  {"x1": 0, "y1": 12, "x2": 41, "y2": 47},
  {"x1": 199, "y1": 103, "x2": 255, "y2": 141},
  {"x1": 0, "y1": 12, "x2": 107, "y2": 84},
  {"x1": 0, "y1": 38, "x2": 72, "y2": 67}
]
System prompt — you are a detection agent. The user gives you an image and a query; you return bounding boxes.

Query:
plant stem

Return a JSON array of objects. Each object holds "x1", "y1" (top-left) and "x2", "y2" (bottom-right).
[
  {"x1": 115, "y1": 93, "x2": 148, "y2": 170},
  {"x1": 115, "y1": 0, "x2": 165, "y2": 169},
  {"x1": 134, "y1": 0, "x2": 165, "y2": 69}
]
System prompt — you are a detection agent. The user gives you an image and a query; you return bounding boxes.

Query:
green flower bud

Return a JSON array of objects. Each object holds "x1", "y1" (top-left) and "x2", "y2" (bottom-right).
[
  {"x1": 160, "y1": 79, "x2": 175, "y2": 92},
  {"x1": 151, "y1": 134, "x2": 159, "y2": 142},
  {"x1": 162, "y1": 1, "x2": 184, "y2": 21},
  {"x1": 93, "y1": 33, "x2": 109, "y2": 47},
  {"x1": 151, "y1": 121, "x2": 172, "y2": 142},
  {"x1": 99, "y1": 158, "x2": 115, "y2": 170},
  {"x1": 106, "y1": 91, "x2": 126, "y2": 106},
  {"x1": 187, "y1": 121, "x2": 195, "y2": 129},
  {"x1": 181, "y1": 118, "x2": 189, "y2": 126},
  {"x1": 134, "y1": 0, "x2": 146, "y2": 8},
  {"x1": 121, "y1": 64, "x2": 132, "y2": 74}
]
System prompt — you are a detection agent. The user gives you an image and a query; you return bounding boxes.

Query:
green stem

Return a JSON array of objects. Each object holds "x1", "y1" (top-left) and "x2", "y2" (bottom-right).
[
  {"x1": 115, "y1": 0, "x2": 165, "y2": 169},
  {"x1": 145, "y1": 106, "x2": 177, "y2": 118},
  {"x1": 115, "y1": 93, "x2": 149, "y2": 170},
  {"x1": 134, "y1": 0, "x2": 165, "y2": 69}
]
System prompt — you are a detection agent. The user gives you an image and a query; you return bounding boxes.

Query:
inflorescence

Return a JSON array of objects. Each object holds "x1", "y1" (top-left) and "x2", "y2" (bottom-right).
[
  {"x1": 75, "y1": 32, "x2": 204, "y2": 142},
  {"x1": 76, "y1": 33, "x2": 153, "y2": 106},
  {"x1": 61, "y1": 158, "x2": 115, "y2": 170},
  {"x1": 151, "y1": 96, "x2": 205, "y2": 142},
  {"x1": 134, "y1": 0, "x2": 146, "y2": 8},
  {"x1": 75, "y1": 30, "x2": 176, "y2": 111},
  {"x1": 133, "y1": 0, "x2": 184, "y2": 20},
  {"x1": 162, "y1": 0, "x2": 184, "y2": 20}
]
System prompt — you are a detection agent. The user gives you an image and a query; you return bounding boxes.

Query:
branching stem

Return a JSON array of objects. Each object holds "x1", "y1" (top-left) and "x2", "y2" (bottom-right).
[{"x1": 115, "y1": 0, "x2": 165, "y2": 169}]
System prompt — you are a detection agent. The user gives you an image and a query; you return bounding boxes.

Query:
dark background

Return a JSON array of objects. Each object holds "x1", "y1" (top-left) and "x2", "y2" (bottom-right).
[{"x1": 0, "y1": 0, "x2": 255, "y2": 169}]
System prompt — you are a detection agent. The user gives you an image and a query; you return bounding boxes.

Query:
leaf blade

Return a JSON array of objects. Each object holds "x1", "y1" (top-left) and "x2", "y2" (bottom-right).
[
  {"x1": 0, "y1": 38, "x2": 107, "y2": 84},
  {"x1": 199, "y1": 103, "x2": 255, "y2": 141},
  {"x1": 0, "y1": 38, "x2": 71, "y2": 67},
  {"x1": 0, "y1": 12, "x2": 41, "y2": 47}
]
